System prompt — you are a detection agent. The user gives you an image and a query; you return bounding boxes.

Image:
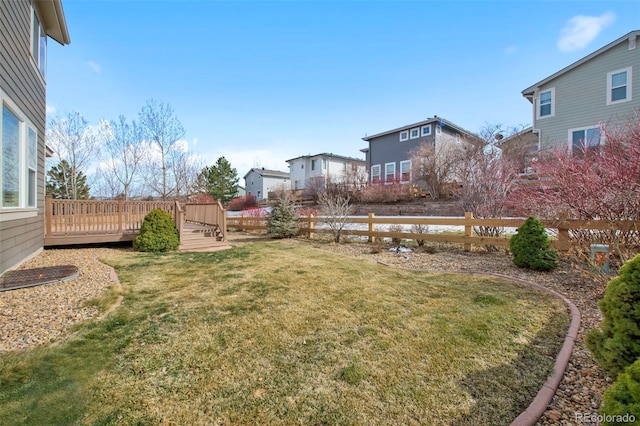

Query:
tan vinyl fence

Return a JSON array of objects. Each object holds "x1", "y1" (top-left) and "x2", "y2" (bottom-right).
[{"x1": 227, "y1": 212, "x2": 640, "y2": 252}]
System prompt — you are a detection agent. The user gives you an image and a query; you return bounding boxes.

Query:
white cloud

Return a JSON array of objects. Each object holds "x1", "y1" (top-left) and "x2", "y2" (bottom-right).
[
  {"x1": 86, "y1": 60, "x2": 102, "y2": 74},
  {"x1": 46, "y1": 104, "x2": 57, "y2": 115},
  {"x1": 557, "y1": 12, "x2": 615, "y2": 52},
  {"x1": 504, "y1": 45, "x2": 516, "y2": 55}
]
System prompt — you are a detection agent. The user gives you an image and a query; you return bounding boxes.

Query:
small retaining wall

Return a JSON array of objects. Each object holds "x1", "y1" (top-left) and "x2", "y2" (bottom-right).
[{"x1": 352, "y1": 201, "x2": 464, "y2": 217}]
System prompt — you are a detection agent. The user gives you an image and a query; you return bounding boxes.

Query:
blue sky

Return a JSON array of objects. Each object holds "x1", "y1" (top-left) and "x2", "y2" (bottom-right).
[{"x1": 46, "y1": 0, "x2": 640, "y2": 177}]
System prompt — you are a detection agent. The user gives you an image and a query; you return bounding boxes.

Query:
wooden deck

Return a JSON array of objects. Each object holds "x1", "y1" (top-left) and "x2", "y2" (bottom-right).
[{"x1": 44, "y1": 197, "x2": 229, "y2": 251}]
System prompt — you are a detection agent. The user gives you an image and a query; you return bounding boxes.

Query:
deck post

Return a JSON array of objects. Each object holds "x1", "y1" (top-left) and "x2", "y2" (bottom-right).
[
  {"x1": 117, "y1": 197, "x2": 124, "y2": 234},
  {"x1": 368, "y1": 213, "x2": 375, "y2": 243},
  {"x1": 464, "y1": 212, "x2": 473, "y2": 252},
  {"x1": 45, "y1": 195, "x2": 52, "y2": 237},
  {"x1": 556, "y1": 213, "x2": 570, "y2": 251}
]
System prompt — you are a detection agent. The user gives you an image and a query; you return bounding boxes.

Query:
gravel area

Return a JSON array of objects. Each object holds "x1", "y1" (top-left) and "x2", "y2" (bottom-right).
[{"x1": 0, "y1": 233, "x2": 612, "y2": 424}]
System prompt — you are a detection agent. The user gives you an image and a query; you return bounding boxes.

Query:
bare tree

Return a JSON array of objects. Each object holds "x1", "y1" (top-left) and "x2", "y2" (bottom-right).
[
  {"x1": 173, "y1": 150, "x2": 203, "y2": 200},
  {"x1": 410, "y1": 140, "x2": 462, "y2": 200},
  {"x1": 138, "y1": 100, "x2": 186, "y2": 200},
  {"x1": 99, "y1": 116, "x2": 145, "y2": 200},
  {"x1": 47, "y1": 111, "x2": 101, "y2": 199},
  {"x1": 455, "y1": 126, "x2": 520, "y2": 245},
  {"x1": 318, "y1": 192, "x2": 354, "y2": 243}
]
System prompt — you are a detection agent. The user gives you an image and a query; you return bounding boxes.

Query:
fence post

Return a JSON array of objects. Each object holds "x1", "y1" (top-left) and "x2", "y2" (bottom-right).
[
  {"x1": 308, "y1": 214, "x2": 315, "y2": 239},
  {"x1": 368, "y1": 213, "x2": 375, "y2": 243},
  {"x1": 464, "y1": 212, "x2": 473, "y2": 252},
  {"x1": 240, "y1": 214, "x2": 245, "y2": 232},
  {"x1": 557, "y1": 213, "x2": 570, "y2": 251}
]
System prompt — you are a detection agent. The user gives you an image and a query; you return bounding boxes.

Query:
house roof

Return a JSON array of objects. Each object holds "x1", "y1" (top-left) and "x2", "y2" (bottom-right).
[
  {"x1": 361, "y1": 116, "x2": 478, "y2": 141},
  {"x1": 285, "y1": 152, "x2": 365, "y2": 164},
  {"x1": 521, "y1": 30, "x2": 639, "y2": 100},
  {"x1": 243, "y1": 168, "x2": 290, "y2": 180},
  {"x1": 34, "y1": 0, "x2": 71, "y2": 45}
]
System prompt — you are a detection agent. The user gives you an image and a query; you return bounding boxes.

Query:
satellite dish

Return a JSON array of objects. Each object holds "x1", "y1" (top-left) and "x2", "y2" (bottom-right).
[{"x1": 495, "y1": 134, "x2": 504, "y2": 141}]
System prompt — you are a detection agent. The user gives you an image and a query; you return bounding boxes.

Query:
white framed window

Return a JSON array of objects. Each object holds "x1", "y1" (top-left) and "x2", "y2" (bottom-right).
[
  {"x1": 569, "y1": 125, "x2": 602, "y2": 154},
  {"x1": 436, "y1": 125, "x2": 441, "y2": 135},
  {"x1": 421, "y1": 125, "x2": 431, "y2": 136},
  {"x1": 607, "y1": 67, "x2": 632, "y2": 105},
  {"x1": 1, "y1": 90, "x2": 38, "y2": 211},
  {"x1": 400, "y1": 160, "x2": 411, "y2": 182},
  {"x1": 322, "y1": 159, "x2": 327, "y2": 169},
  {"x1": 311, "y1": 159, "x2": 317, "y2": 171},
  {"x1": 537, "y1": 88, "x2": 555, "y2": 119},
  {"x1": 31, "y1": 6, "x2": 47, "y2": 78},
  {"x1": 409, "y1": 128, "x2": 420, "y2": 139},
  {"x1": 384, "y1": 162, "x2": 396, "y2": 182},
  {"x1": 371, "y1": 164, "x2": 381, "y2": 183},
  {"x1": 399, "y1": 131, "x2": 409, "y2": 142}
]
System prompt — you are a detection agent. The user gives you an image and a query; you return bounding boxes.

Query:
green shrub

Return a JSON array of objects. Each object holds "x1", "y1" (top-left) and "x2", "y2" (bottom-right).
[
  {"x1": 266, "y1": 197, "x2": 299, "y2": 238},
  {"x1": 587, "y1": 254, "x2": 640, "y2": 378},
  {"x1": 600, "y1": 357, "x2": 640, "y2": 425},
  {"x1": 509, "y1": 217, "x2": 558, "y2": 271},
  {"x1": 133, "y1": 209, "x2": 180, "y2": 252}
]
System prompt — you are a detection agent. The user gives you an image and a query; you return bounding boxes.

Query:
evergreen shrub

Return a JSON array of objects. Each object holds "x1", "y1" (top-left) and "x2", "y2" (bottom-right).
[
  {"x1": 600, "y1": 357, "x2": 640, "y2": 425},
  {"x1": 509, "y1": 217, "x2": 558, "y2": 271},
  {"x1": 587, "y1": 254, "x2": 640, "y2": 378},
  {"x1": 133, "y1": 209, "x2": 180, "y2": 252},
  {"x1": 266, "y1": 197, "x2": 299, "y2": 238}
]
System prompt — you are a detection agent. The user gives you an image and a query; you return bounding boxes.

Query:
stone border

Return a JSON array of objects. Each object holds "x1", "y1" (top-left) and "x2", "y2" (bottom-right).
[{"x1": 469, "y1": 272, "x2": 581, "y2": 426}]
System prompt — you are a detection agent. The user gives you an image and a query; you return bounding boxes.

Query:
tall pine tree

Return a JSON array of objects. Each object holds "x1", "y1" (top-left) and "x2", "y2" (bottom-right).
[
  {"x1": 196, "y1": 157, "x2": 239, "y2": 205},
  {"x1": 46, "y1": 160, "x2": 91, "y2": 199}
]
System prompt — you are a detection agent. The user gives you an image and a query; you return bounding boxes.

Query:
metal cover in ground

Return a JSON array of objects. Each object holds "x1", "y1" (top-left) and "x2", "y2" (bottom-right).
[{"x1": 0, "y1": 265, "x2": 79, "y2": 292}]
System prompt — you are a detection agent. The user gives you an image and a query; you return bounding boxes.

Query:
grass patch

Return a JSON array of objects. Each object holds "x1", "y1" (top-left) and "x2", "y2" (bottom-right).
[{"x1": 0, "y1": 240, "x2": 568, "y2": 425}]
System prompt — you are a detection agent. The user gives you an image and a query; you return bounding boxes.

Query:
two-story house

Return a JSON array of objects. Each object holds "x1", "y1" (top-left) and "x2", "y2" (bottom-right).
[
  {"x1": 522, "y1": 30, "x2": 639, "y2": 153},
  {"x1": 361, "y1": 116, "x2": 479, "y2": 184},
  {"x1": 1, "y1": 0, "x2": 70, "y2": 275},
  {"x1": 243, "y1": 168, "x2": 290, "y2": 202},
  {"x1": 286, "y1": 153, "x2": 366, "y2": 191}
]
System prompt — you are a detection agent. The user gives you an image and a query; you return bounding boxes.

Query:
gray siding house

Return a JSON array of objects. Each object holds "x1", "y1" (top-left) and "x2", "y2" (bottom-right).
[
  {"x1": 361, "y1": 116, "x2": 479, "y2": 184},
  {"x1": 522, "y1": 30, "x2": 639, "y2": 153},
  {"x1": 243, "y1": 168, "x2": 290, "y2": 202},
  {"x1": 1, "y1": 0, "x2": 70, "y2": 275}
]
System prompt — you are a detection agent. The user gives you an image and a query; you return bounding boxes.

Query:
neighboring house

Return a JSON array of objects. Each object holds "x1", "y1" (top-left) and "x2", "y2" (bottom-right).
[
  {"x1": 1, "y1": 0, "x2": 70, "y2": 275},
  {"x1": 286, "y1": 152, "x2": 366, "y2": 191},
  {"x1": 361, "y1": 116, "x2": 479, "y2": 184},
  {"x1": 243, "y1": 168, "x2": 290, "y2": 202},
  {"x1": 496, "y1": 127, "x2": 539, "y2": 173},
  {"x1": 234, "y1": 185, "x2": 246, "y2": 198},
  {"x1": 522, "y1": 30, "x2": 639, "y2": 153}
]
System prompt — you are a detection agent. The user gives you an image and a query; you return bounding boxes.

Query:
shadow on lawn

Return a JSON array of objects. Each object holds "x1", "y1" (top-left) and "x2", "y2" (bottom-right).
[{"x1": 450, "y1": 309, "x2": 568, "y2": 426}]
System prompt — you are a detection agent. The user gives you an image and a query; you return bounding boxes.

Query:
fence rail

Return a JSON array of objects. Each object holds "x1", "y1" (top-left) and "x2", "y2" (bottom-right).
[{"x1": 227, "y1": 212, "x2": 640, "y2": 252}]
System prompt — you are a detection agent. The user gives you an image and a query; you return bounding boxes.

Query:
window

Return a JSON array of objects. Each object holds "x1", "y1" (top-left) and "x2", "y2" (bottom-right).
[
  {"x1": 436, "y1": 125, "x2": 441, "y2": 135},
  {"x1": 371, "y1": 165, "x2": 381, "y2": 183},
  {"x1": 385, "y1": 162, "x2": 396, "y2": 182},
  {"x1": 421, "y1": 125, "x2": 431, "y2": 136},
  {"x1": 570, "y1": 126, "x2": 601, "y2": 155},
  {"x1": 400, "y1": 160, "x2": 411, "y2": 182},
  {"x1": 607, "y1": 67, "x2": 632, "y2": 105},
  {"x1": 311, "y1": 159, "x2": 317, "y2": 171},
  {"x1": 1, "y1": 95, "x2": 38, "y2": 210},
  {"x1": 399, "y1": 131, "x2": 409, "y2": 142},
  {"x1": 322, "y1": 159, "x2": 327, "y2": 169},
  {"x1": 31, "y1": 7, "x2": 47, "y2": 77},
  {"x1": 409, "y1": 128, "x2": 420, "y2": 139},
  {"x1": 538, "y1": 88, "x2": 555, "y2": 118}
]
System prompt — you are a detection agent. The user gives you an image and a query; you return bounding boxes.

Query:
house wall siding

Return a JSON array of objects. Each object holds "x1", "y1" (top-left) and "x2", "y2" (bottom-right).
[
  {"x1": 0, "y1": 0, "x2": 48, "y2": 274},
  {"x1": 534, "y1": 40, "x2": 640, "y2": 151}
]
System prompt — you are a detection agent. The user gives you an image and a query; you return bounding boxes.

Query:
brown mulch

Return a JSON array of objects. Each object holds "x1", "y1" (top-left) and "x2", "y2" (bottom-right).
[{"x1": 0, "y1": 233, "x2": 613, "y2": 424}]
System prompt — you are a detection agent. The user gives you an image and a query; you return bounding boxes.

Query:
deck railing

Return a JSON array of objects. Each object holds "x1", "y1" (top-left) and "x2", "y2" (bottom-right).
[
  {"x1": 184, "y1": 201, "x2": 227, "y2": 232},
  {"x1": 45, "y1": 196, "x2": 175, "y2": 237}
]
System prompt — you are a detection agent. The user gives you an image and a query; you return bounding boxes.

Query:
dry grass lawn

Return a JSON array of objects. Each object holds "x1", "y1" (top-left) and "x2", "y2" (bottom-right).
[{"x1": 0, "y1": 240, "x2": 568, "y2": 425}]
